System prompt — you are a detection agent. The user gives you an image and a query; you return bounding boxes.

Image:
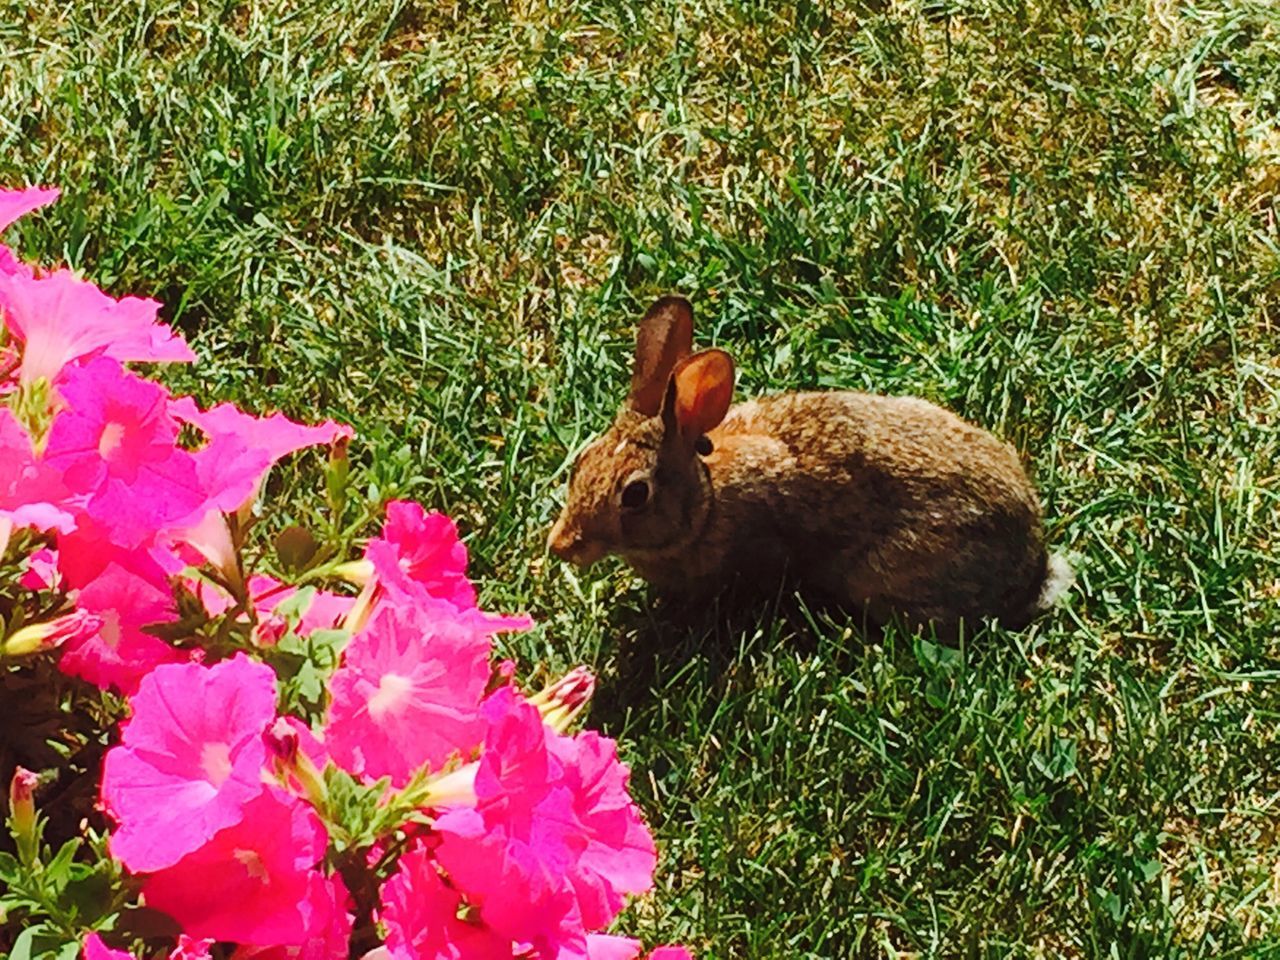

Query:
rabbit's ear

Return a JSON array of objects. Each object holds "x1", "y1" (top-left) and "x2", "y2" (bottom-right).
[
  {"x1": 664, "y1": 349, "x2": 735, "y2": 441},
  {"x1": 629, "y1": 296, "x2": 693, "y2": 416}
]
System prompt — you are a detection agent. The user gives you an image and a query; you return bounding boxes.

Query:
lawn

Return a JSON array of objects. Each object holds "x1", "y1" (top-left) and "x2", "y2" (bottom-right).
[{"x1": 3, "y1": 0, "x2": 1279, "y2": 956}]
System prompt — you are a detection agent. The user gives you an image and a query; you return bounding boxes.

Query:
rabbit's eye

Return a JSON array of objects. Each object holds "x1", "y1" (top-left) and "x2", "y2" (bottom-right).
[
  {"x1": 620, "y1": 479, "x2": 651, "y2": 510},
  {"x1": 695, "y1": 435, "x2": 713, "y2": 456}
]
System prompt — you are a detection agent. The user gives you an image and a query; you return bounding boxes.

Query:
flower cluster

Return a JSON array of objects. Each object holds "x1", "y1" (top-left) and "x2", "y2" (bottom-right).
[{"x1": 0, "y1": 186, "x2": 690, "y2": 960}]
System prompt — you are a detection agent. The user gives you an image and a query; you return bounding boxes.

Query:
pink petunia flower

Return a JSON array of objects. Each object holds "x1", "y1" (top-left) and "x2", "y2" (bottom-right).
[
  {"x1": 141, "y1": 787, "x2": 334, "y2": 945},
  {"x1": 547, "y1": 731, "x2": 658, "y2": 930},
  {"x1": 173, "y1": 507, "x2": 240, "y2": 587},
  {"x1": 81, "y1": 933, "x2": 215, "y2": 960},
  {"x1": 0, "y1": 185, "x2": 59, "y2": 232},
  {"x1": 58, "y1": 560, "x2": 185, "y2": 694},
  {"x1": 169, "y1": 938, "x2": 214, "y2": 960},
  {"x1": 170, "y1": 396, "x2": 353, "y2": 514},
  {"x1": 357, "y1": 500, "x2": 532, "y2": 634},
  {"x1": 55, "y1": 513, "x2": 179, "y2": 597},
  {"x1": 377, "y1": 841, "x2": 509, "y2": 960},
  {"x1": 581, "y1": 939, "x2": 697, "y2": 960},
  {"x1": 44, "y1": 357, "x2": 205, "y2": 548},
  {"x1": 0, "y1": 407, "x2": 74, "y2": 553},
  {"x1": 0, "y1": 186, "x2": 58, "y2": 279},
  {"x1": 83, "y1": 933, "x2": 134, "y2": 960},
  {"x1": 228, "y1": 868, "x2": 354, "y2": 960},
  {"x1": 583, "y1": 936, "x2": 643, "y2": 960},
  {"x1": 365, "y1": 502, "x2": 476, "y2": 610},
  {"x1": 19, "y1": 547, "x2": 59, "y2": 590},
  {"x1": 0, "y1": 246, "x2": 28, "y2": 280},
  {"x1": 0, "y1": 266, "x2": 193, "y2": 385},
  {"x1": 433, "y1": 688, "x2": 657, "y2": 957},
  {"x1": 324, "y1": 603, "x2": 493, "y2": 787},
  {"x1": 101, "y1": 653, "x2": 277, "y2": 872}
]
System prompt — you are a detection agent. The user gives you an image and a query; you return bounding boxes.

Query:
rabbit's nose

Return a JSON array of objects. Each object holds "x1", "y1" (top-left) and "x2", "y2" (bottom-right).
[
  {"x1": 547, "y1": 516, "x2": 602, "y2": 566},
  {"x1": 547, "y1": 514, "x2": 578, "y2": 560}
]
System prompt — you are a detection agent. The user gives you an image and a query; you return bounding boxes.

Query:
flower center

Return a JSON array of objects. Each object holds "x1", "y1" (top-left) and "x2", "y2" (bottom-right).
[
  {"x1": 233, "y1": 848, "x2": 270, "y2": 882},
  {"x1": 200, "y1": 741, "x2": 233, "y2": 787},
  {"x1": 98, "y1": 421, "x2": 126, "y2": 458},
  {"x1": 100, "y1": 611, "x2": 122, "y2": 650},
  {"x1": 368, "y1": 672, "x2": 414, "y2": 721}
]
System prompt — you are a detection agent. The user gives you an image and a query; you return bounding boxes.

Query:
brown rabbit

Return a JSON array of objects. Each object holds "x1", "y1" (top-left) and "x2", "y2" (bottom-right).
[{"x1": 547, "y1": 296, "x2": 1072, "y2": 630}]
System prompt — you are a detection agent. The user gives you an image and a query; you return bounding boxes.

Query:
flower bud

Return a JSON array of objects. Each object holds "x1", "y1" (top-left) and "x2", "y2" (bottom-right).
[
  {"x1": 264, "y1": 718, "x2": 328, "y2": 812},
  {"x1": 420, "y1": 761, "x2": 479, "y2": 809},
  {"x1": 263, "y1": 717, "x2": 300, "y2": 765},
  {"x1": 325, "y1": 435, "x2": 350, "y2": 516},
  {"x1": 8, "y1": 767, "x2": 39, "y2": 866},
  {"x1": 3, "y1": 609, "x2": 102, "y2": 657},
  {"x1": 332, "y1": 558, "x2": 374, "y2": 586},
  {"x1": 528, "y1": 665, "x2": 597, "y2": 733},
  {"x1": 341, "y1": 576, "x2": 380, "y2": 634}
]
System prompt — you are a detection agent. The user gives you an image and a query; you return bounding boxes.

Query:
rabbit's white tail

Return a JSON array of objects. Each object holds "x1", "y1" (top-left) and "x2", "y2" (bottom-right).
[{"x1": 1035, "y1": 552, "x2": 1075, "y2": 612}]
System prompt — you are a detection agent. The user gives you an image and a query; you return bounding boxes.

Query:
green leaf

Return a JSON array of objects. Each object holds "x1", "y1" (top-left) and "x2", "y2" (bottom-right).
[
  {"x1": 0, "y1": 850, "x2": 21, "y2": 883},
  {"x1": 274, "y1": 585, "x2": 317, "y2": 621},
  {"x1": 1137, "y1": 858, "x2": 1162, "y2": 882},
  {"x1": 44, "y1": 838, "x2": 82, "y2": 890},
  {"x1": 10, "y1": 924, "x2": 40, "y2": 960}
]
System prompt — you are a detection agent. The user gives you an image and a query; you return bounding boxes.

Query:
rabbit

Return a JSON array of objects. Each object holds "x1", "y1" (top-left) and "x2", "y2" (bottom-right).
[{"x1": 547, "y1": 296, "x2": 1072, "y2": 631}]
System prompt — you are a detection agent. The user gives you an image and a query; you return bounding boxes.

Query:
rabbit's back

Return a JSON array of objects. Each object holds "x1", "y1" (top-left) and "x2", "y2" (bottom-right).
[{"x1": 703, "y1": 391, "x2": 1049, "y2": 626}]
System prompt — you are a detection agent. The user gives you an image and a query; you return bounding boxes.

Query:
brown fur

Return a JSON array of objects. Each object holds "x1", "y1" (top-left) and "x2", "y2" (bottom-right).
[{"x1": 548, "y1": 297, "x2": 1061, "y2": 631}]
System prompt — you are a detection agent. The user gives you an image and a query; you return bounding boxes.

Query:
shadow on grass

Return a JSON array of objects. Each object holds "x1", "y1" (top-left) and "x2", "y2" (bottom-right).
[{"x1": 589, "y1": 579, "x2": 889, "y2": 734}]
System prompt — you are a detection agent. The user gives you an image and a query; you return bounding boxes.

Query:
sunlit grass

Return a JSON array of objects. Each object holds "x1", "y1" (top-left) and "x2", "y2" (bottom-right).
[{"x1": 3, "y1": 0, "x2": 1278, "y2": 955}]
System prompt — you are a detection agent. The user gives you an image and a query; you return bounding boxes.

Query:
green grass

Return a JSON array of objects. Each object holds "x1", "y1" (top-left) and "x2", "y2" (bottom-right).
[{"x1": 4, "y1": 0, "x2": 1280, "y2": 955}]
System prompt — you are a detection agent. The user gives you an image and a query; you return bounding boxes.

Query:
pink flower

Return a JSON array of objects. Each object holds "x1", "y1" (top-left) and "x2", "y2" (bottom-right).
[
  {"x1": 0, "y1": 186, "x2": 58, "y2": 280},
  {"x1": 0, "y1": 185, "x2": 58, "y2": 325},
  {"x1": 548, "y1": 732, "x2": 657, "y2": 929},
  {"x1": 55, "y1": 514, "x2": 174, "y2": 592},
  {"x1": 377, "y1": 841, "x2": 509, "y2": 960},
  {"x1": 82, "y1": 934, "x2": 216, "y2": 960},
  {"x1": 141, "y1": 788, "x2": 333, "y2": 945},
  {"x1": 44, "y1": 358, "x2": 204, "y2": 547},
  {"x1": 361, "y1": 501, "x2": 532, "y2": 633},
  {"x1": 577, "y1": 938, "x2": 695, "y2": 960},
  {"x1": 175, "y1": 508, "x2": 239, "y2": 587},
  {"x1": 58, "y1": 560, "x2": 185, "y2": 694},
  {"x1": 229, "y1": 870, "x2": 353, "y2": 960},
  {"x1": 0, "y1": 407, "x2": 74, "y2": 552},
  {"x1": 3, "y1": 609, "x2": 103, "y2": 657},
  {"x1": 170, "y1": 397, "x2": 353, "y2": 513},
  {"x1": 83, "y1": 933, "x2": 134, "y2": 960},
  {"x1": 102, "y1": 653, "x2": 277, "y2": 872},
  {"x1": 20, "y1": 547, "x2": 59, "y2": 590},
  {"x1": 0, "y1": 267, "x2": 193, "y2": 384},
  {"x1": 433, "y1": 688, "x2": 657, "y2": 957},
  {"x1": 365, "y1": 502, "x2": 475, "y2": 609},
  {"x1": 324, "y1": 604, "x2": 493, "y2": 787},
  {"x1": 583, "y1": 937, "x2": 643, "y2": 960},
  {"x1": 0, "y1": 185, "x2": 59, "y2": 232},
  {"x1": 169, "y1": 937, "x2": 215, "y2": 960}
]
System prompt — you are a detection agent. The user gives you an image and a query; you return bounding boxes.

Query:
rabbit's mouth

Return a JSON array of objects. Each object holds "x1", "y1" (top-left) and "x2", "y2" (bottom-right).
[{"x1": 547, "y1": 516, "x2": 608, "y2": 567}]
